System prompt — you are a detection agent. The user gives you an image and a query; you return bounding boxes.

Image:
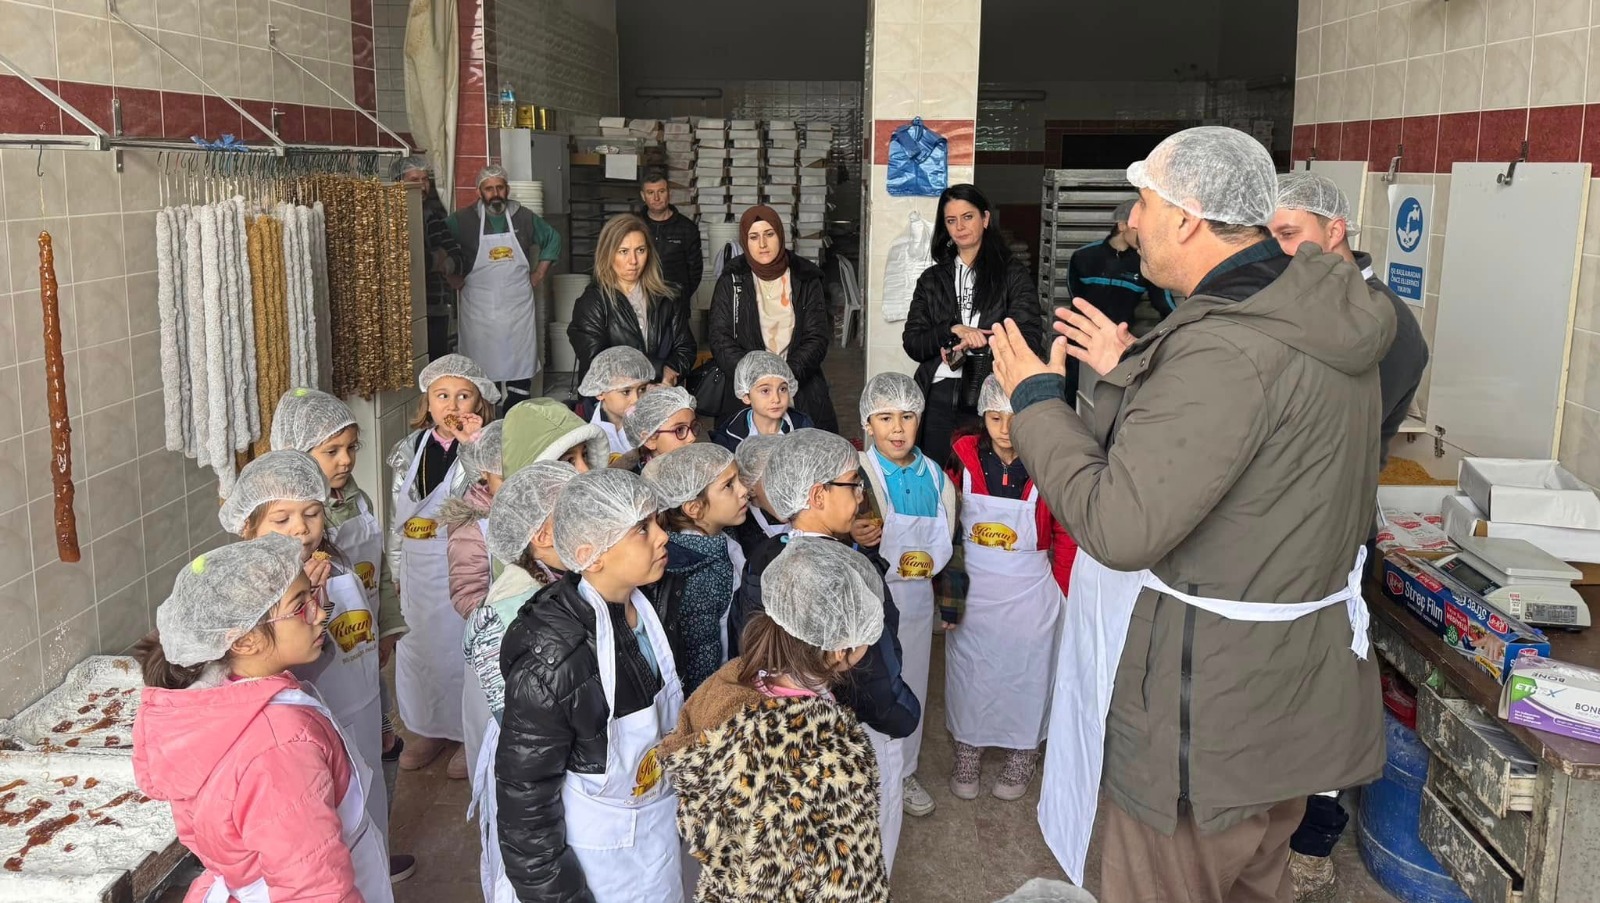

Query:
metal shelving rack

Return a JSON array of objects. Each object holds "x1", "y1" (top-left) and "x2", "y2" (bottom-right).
[{"x1": 1037, "y1": 169, "x2": 1138, "y2": 304}]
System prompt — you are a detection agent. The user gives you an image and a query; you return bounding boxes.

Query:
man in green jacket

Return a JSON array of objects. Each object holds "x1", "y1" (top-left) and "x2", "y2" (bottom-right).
[{"x1": 990, "y1": 127, "x2": 1393, "y2": 902}]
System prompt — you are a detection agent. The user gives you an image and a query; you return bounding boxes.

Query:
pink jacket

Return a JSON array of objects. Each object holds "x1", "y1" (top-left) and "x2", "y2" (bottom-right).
[
  {"x1": 133, "y1": 670, "x2": 360, "y2": 903},
  {"x1": 444, "y1": 481, "x2": 495, "y2": 618}
]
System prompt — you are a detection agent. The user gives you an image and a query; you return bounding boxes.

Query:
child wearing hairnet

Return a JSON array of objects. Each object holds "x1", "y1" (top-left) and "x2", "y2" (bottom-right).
[
  {"x1": 386, "y1": 354, "x2": 502, "y2": 774},
  {"x1": 709, "y1": 350, "x2": 813, "y2": 452},
  {"x1": 615, "y1": 385, "x2": 700, "y2": 472},
  {"x1": 132, "y1": 536, "x2": 393, "y2": 903},
  {"x1": 662, "y1": 537, "x2": 891, "y2": 902},
  {"x1": 576, "y1": 345, "x2": 656, "y2": 459},
  {"x1": 726, "y1": 433, "x2": 791, "y2": 563},
  {"x1": 855, "y1": 371, "x2": 958, "y2": 821},
  {"x1": 495, "y1": 469, "x2": 688, "y2": 903},
  {"x1": 640, "y1": 444, "x2": 750, "y2": 695}
]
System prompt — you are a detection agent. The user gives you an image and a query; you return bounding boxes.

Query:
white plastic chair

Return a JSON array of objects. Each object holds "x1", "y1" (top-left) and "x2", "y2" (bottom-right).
[{"x1": 837, "y1": 255, "x2": 863, "y2": 348}]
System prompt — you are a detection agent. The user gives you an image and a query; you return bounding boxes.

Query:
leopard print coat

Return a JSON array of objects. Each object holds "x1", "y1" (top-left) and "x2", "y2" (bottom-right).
[{"x1": 665, "y1": 695, "x2": 891, "y2": 902}]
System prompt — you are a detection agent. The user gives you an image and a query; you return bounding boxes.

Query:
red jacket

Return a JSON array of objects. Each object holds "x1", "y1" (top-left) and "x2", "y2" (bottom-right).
[
  {"x1": 133, "y1": 670, "x2": 361, "y2": 903},
  {"x1": 948, "y1": 434, "x2": 1077, "y2": 595}
]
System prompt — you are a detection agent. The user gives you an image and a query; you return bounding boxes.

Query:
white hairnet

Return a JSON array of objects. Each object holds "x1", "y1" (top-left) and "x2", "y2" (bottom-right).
[
  {"x1": 641, "y1": 443, "x2": 735, "y2": 508},
  {"x1": 859, "y1": 371, "x2": 925, "y2": 424},
  {"x1": 1276, "y1": 170, "x2": 1353, "y2": 224},
  {"x1": 1112, "y1": 199, "x2": 1136, "y2": 223},
  {"x1": 458, "y1": 420, "x2": 505, "y2": 479},
  {"x1": 579, "y1": 346, "x2": 656, "y2": 397},
  {"x1": 155, "y1": 534, "x2": 308, "y2": 666},
  {"x1": 418, "y1": 353, "x2": 503, "y2": 403},
  {"x1": 477, "y1": 164, "x2": 509, "y2": 188},
  {"x1": 624, "y1": 385, "x2": 696, "y2": 447},
  {"x1": 733, "y1": 350, "x2": 799, "y2": 398},
  {"x1": 552, "y1": 469, "x2": 662, "y2": 572},
  {"x1": 1126, "y1": 126, "x2": 1277, "y2": 227},
  {"x1": 269, "y1": 387, "x2": 356, "y2": 453},
  {"x1": 734, "y1": 433, "x2": 787, "y2": 489},
  {"x1": 977, "y1": 375, "x2": 1011, "y2": 415},
  {"x1": 392, "y1": 155, "x2": 433, "y2": 180},
  {"x1": 765, "y1": 537, "x2": 884, "y2": 650},
  {"x1": 219, "y1": 450, "x2": 329, "y2": 535},
  {"x1": 486, "y1": 461, "x2": 578, "y2": 562},
  {"x1": 994, "y1": 879, "x2": 1099, "y2": 903},
  {"x1": 764, "y1": 428, "x2": 859, "y2": 521}
]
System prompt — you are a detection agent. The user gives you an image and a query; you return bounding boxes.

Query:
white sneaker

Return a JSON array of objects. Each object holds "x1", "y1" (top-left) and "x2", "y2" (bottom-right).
[{"x1": 902, "y1": 774, "x2": 936, "y2": 817}]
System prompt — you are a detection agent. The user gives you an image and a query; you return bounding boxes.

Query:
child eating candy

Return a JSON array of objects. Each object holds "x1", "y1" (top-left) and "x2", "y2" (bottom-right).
[{"x1": 710, "y1": 350, "x2": 813, "y2": 451}]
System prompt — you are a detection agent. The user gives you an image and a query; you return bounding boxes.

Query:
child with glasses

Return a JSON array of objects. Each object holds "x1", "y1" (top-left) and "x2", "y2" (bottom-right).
[{"x1": 615, "y1": 385, "x2": 700, "y2": 472}]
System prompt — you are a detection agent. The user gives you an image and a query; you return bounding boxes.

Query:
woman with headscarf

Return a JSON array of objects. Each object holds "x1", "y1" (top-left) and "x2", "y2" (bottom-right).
[
  {"x1": 568, "y1": 213, "x2": 697, "y2": 390},
  {"x1": 707, "y1": 206, "x2": 837, "y2": 432}
]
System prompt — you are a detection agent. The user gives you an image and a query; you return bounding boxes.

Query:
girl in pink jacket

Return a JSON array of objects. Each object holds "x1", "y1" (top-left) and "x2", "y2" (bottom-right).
[{"x1": 133, "y1": 534, "x2": 393, "y2": 903}]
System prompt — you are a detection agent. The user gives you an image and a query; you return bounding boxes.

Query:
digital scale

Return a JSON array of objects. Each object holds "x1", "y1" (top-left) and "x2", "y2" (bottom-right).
[{"x1": 1435, "y1": 535, "x2": 1589, "y2": 630}]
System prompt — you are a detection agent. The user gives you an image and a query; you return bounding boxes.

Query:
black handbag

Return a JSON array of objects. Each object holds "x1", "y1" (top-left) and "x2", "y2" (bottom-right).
[{"x1": 684, "y1": 360, "x2": 729, "y2": 418}]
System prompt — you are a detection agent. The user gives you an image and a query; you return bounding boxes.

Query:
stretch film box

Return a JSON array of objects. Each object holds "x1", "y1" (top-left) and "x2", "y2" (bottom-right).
[
  {"x1": 1500, "y1": 656, "x2": 1600, "y2": 744},
  {"x1": 1382, "y1": 553, "x2": 1551, "y2": 684}
]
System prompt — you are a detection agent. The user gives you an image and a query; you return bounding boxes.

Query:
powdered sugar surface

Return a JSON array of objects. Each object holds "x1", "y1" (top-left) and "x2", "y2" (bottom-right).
[{"x1": 0, "y1": 657, "x2": 141, "y2": 754}]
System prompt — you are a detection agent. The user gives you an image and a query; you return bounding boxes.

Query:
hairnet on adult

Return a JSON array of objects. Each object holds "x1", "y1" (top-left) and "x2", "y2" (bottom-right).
[
  {"x1": 269, "y1": 387, "x2": 356, "y2": 452},
  {"x1": 733, "y1": 350, "x2": 799, "y2": 398},
  {"x1": 578, "y1": 346, "x2": 656, "y2": 397},
  {"x1": 765, "y1": 537, "x2": 884, "y2": 650},
  {"x1": 624, "y1": 385, "x2": 696, "y2": 447},
  {"x1": 641, "y1": 443, "x2": 736, "y2": 508},
  {"x1": 1126, "y1": 126, "x2": 1277, "y2": 227},
  {"x1": 486, "y1": 461, "x2": 578, "y2": 562},
  {"x1": 734, "y1": 433, "x2": 787, "y2": 489},
  {"x1": 859, "y1": 371, "x2": 925, "y2": 424},
  {"x1": 418, "y1": 353, "x2": 502, "y2": 403},
  {"x1": 155, "y1": 533, "x2": 308, "y2": 667},
  {"x1": 977, "y1": 375, "x2": 1012, "y2": 415},
  {"x1": 476, "y1": 164, "x2": 510, "y2": 188},
  {"x1": 1276, "y1": 170, "x2": 1353, "y2": 224},
  {"x1": 763, "y1": 428, "x2": 860, "y2": 521},
  {"x1": 458, "y1": 420, "x2": 505, "y2": 479},
  {"x1": 1112, "y1": 199, "x2": 1137, "y2": 223},
  {"x1": 552, "y1": 469, "x2": 662, "y2": 571},
  {"x1": 391, "y1": 155, "x2": 433, "y2": 180},
  {"x1": 219, "y1": 450, "x2": 330, "y2": 535}
]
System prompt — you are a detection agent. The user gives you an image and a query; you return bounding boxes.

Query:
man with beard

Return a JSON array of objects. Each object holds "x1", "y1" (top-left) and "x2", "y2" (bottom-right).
[
  {"x1": 395, "y1": 156, "x2": 466, "y2": 358},
  {"x1": 447, "y1": 164, "x2": 563, "y2": 407}
]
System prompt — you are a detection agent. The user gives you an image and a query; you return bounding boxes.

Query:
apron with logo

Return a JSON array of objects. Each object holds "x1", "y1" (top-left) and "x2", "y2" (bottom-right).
[
  {"x1": 561, "y1": 583, "x2": 687, "y2": 902},
  {"x1": 295, "y1": 571, "x2": 387, "y2": 836},
  {"x1": 591, "y1": 405, "x2": 633, "y2": 458},
  {"x1": 946, "y1": 473, "x2": 1063, "y2": 750},
  {"x1": 1038, "y1": 546, "x2": 1370, "y2": 884},
  {"x1": 864, "y1": 452, "x2": 951, "y2": 781},
  {"x1": 395, "y1": 435, "x2": 466, "y2": 741},
  {"x1": 203, "y1": 688, "x2": 392, "y2": 903},
  {"x1": 329, "y1": 493, "x2": 383, "y2": 612},
  {"x1": 460, "y1": 208, "x2": 538, "y2": 382}
]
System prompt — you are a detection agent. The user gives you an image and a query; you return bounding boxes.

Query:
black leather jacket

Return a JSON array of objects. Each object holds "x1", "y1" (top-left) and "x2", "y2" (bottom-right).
[
  {"x1": 568, "y1": 282, "x2": 697, "y2": 389},
  {"x1": 901, "y1": 256, "x2": 1045, "y2": 394},
  {"x1": 708, "y1": 254, "x2": 837, "y2": 431},
  {"x1": 496, "y1": 574, "x2": 662, "y2": 903}
]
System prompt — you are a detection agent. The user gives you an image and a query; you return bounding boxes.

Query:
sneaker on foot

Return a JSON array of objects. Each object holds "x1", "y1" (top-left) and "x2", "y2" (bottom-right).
[
  {"x1": 389, "y1": 854, "x2": 417, "y2": 883},
  {"x1": 993, "y1": 749, "x2": 1039, "y2": 801},
  {"x1": 398, "y1": 735, "x2": 449, "y2": 770},
  {"x1": 446, "y1": 744, "x2": 469, "y2": 780},
  {"x1": 1290, "y1": 851, "x2": 1337, "y2": 902},
  {"x1": 950, "y1": 743, "x2": 982, "y2": 800},
  {"x1": 902, "y1": 774, "x2": 936, "y2": 817}
]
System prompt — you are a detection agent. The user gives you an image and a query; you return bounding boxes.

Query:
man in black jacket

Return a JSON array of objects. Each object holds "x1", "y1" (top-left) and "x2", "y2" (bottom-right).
[
  {"x1": 637, "y1": 170, "x2": 703, "y2": 316},
  {"x1": 394, "y1": 156, "x2": 466, "y2": 358}
]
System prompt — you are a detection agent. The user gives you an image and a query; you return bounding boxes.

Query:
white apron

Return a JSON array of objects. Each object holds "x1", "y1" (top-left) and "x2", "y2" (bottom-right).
[
  {"x1": 459, "y1": 208, "x2": 538, "y2": 381},
  {"x1": 462, "y1": 659, "x2": 493, "y2": 795},
  {"x1": 467, "y1": 717, "x2": 518, "y2": 903},
  {"x1": 295, "y1": 571, "x2": 388, "y2": 836},
  {"x1": 330, "y1": 493, "x2": 384, "y2": 612},
  {"x1": 561, "y1": 583, "x2": 687, "y2": 903},
  {"x1": 395, "y1": 437, "x2": 467, "y2": 741},
  {"x1": 865, "y1": 726, "x2": 906, "y2": 876},
  {"x1": 203, "y1": 688, "x2": 392, "y2": 903},
  {"x1": 592, "y1": 405, "x2": 632, "y2": 457},
  {"x1": 945, "y1": 474, "x2": 1063, "y2": 750},
  {"x1": 1038, "y1": 545, "x2": 1370, "y2": 885},
  {"x1": 864, "y1": 452, "x2": 952, "y2": 781}
]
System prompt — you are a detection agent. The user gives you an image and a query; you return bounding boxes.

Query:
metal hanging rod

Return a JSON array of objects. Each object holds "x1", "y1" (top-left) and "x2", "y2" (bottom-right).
[{"x1": 268, "y1": 25, "x2": 412, "y2": 155}]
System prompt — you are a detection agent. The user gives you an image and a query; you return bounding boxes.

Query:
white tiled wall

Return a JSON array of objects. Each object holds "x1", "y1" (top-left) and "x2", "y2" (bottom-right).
[
  {"x1": 492, "y1": 0, "x2": 618, "y2": 118},
  {"x1": 373, "y1": 0, "x2": 409, "y2": 136}
]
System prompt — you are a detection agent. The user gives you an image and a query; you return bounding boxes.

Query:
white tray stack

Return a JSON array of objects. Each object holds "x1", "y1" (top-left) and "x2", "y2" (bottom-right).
[
  {"x1": 795, "y1": 121, "x2": 833, "y2": 264},
  {"x1": 663, "y1": 118, "x2": 696, "y2": 219},
  {"x1": 763, "y1": 119, "x2": 798, "y2": 250},
  {"x1": 695, "y1": 117, "x2": 732, "y2": 280}
]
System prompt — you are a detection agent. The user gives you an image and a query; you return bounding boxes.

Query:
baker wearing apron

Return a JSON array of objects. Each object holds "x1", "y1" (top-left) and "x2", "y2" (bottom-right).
[
  {"x1": 1038, "y1": 546, "x2": 1369, "y2": 884},
  {"x1": 459, "y1": 204, "x2": 539, "y2": 386},
  {"x1": 205, "y1": 687, "x2": 393, "y2": 903},
  {"x1": 394, "y1": 435, "x2": 466, "y2": 745},
  {"x1": 863, "y1": 452, "x2": 952, "y2": 784},
  {"x1": 945, "y1": 471, "x2": 1063, "y2": 751}
]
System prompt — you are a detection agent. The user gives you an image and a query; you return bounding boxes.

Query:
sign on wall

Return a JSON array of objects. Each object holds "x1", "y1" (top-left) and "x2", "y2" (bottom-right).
[{"x1": 1385, "y1": 183, "x2": 1433, "y2": 307}]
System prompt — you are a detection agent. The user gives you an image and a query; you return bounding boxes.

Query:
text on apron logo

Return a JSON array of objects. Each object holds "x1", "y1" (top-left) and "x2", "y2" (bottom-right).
[
  {"x1": 969, "y1": 523, "x2": 1019, "y2": 551},
  {"x1": 330, "y1": 610, "x2": 375, "y2": 653},
  {"x1": 898, "y1": 550, "x2": 935, "y2": 579},
  {"x1": 632, "y1": 746, "x2": 663, "y2": 797},
  {"x1": 354, "y1": 561, "x2": 377, "y2": 590},
  {"x1": 404, "y1": 517, "x2": 438, "y2": 540},
  {"x1": 489, "y1": 246, "x2": 515, "y2": 261}
]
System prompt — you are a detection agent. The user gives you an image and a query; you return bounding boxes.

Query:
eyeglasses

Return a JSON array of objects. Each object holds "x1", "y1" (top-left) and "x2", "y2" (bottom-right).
[
  {"x1": 826, "y1": 480, "x2": 865, "y2": 497},
  {"x1": 264, "y1": 597, "x2": 320, "y2": 626},
  {"x1": 654, "y1": 421, "x2": 700, "y2": 441}
]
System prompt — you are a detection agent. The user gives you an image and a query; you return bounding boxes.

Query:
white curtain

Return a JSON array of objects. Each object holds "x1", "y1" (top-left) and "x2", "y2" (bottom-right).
[{"x1": 405, "y1": 0, "x2": 459, "y2": 203}]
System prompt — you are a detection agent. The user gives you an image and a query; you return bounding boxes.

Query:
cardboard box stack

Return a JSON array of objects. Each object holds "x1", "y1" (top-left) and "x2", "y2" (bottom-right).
[
  {"x1": 795, "y1": 121, "x2": 833, "y2": 264},
  {"x1": 694, "y1": 118, "x2": 732, "y2": 279},
  {"x1": 762, "y1": 119, "x2": 798, "y2": 252},
  {"x1": 663, "y1": 118, "x2": 697, "y2": 220}
]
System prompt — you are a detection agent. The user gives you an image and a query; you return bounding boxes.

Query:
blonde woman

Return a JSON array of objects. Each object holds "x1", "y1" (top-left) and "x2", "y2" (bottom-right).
[{"x1": 569, "y1": 213, "x2": 697, "y2": 389}]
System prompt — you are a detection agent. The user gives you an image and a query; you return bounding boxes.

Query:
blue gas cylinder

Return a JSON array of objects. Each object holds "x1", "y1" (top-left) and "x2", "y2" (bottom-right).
[{"x1": 1357, "y1": 710, "x2": 1471, "y2": 903}]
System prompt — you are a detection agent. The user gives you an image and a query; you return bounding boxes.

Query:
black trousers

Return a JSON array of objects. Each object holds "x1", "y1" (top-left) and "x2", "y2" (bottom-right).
[
  {"x1": 917, "y1": 379, "x2": 980, "y2": 470},
  {"x1": 1289, "y1": 793, "x2": 1348, "y2": 858},
  {"x1": 499, "y1": 379, "x2": 533, "y2": 416}
]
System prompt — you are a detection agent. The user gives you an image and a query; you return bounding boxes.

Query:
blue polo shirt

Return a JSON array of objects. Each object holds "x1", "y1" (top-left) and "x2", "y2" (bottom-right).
[{"x1": 872, "y1": 447, "x2": 943, "y2": 517}]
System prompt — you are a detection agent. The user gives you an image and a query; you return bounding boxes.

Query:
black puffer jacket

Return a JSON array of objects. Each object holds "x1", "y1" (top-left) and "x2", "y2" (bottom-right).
[
  {"x1": 568, "y1": 282, "x2": 697, "y2": 389},
  {"x1": 496, "y1": 574, "x2": 663, "y2": 903},
  {"x1": 636, "y1": 205, "x2": 703, "y2": 305},
  {"x1": 901, "y1": 256, "x2": 1045, "y2": 395},
  {"x1": 708, "y1": 255, "x2": 837, "y2": 432}
]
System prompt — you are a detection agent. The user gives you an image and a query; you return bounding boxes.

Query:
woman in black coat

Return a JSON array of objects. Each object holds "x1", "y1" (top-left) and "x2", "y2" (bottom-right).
[
  {"x1": 901, "y1": 184, "x2": 1044, "y2": 465},
  {"x1": 707, "y1": 205, "x2": 838, "y2": 432},
  {"x1": 568, "y1": 213, "x2": 697, "y2": 389}
]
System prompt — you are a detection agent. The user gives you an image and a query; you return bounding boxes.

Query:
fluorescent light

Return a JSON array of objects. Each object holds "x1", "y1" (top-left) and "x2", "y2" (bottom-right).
[{"x1": 635, "y1": 87, "x2": 724, "y2": 99}]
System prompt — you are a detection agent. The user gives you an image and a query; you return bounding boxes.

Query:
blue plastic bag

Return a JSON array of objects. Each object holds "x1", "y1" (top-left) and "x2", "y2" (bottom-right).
[{"x1": 887, "y1": 117, "x2": 948, "y2": 197}]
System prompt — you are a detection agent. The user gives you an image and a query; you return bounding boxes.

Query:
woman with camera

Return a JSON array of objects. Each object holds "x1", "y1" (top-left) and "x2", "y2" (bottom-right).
[{"x1": 901, "y1": 184, "x2": 1045, "y2": 465}]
